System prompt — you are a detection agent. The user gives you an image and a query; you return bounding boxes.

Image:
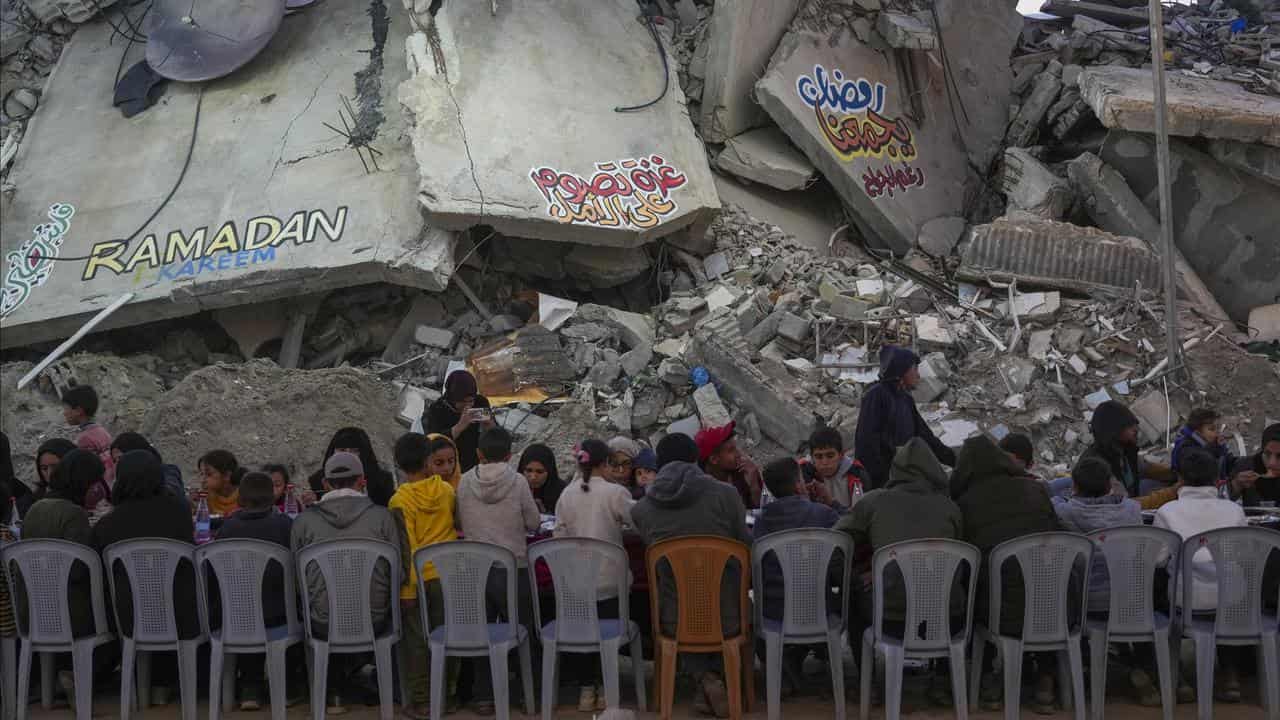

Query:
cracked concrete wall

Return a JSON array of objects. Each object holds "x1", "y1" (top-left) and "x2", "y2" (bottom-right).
[{"x1": 0, "y1": 0, "x2": 455, "y2": 348}]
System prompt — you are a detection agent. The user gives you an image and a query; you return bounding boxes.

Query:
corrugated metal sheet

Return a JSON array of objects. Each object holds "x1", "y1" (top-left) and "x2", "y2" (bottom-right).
[{"x1": 957, "y1": 219, "x2": 1162, "y2": 293}]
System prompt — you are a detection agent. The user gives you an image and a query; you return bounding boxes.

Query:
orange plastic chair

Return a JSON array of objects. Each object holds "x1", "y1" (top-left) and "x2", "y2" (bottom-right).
[{"x1": 646, "y1": 535, "x2": 754, "y2": 720}]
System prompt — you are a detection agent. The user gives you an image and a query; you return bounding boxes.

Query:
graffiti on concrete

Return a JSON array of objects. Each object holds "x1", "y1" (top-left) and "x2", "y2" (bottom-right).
[
  {"x1": 529, "y1": 155, "x2": 688, "y2": 230},
  {"x1": 1, "y1": 202, "x2": 75, "y2": 319}
]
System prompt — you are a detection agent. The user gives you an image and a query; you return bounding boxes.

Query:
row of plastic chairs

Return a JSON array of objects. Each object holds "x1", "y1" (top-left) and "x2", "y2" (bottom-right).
[{"x1": 2, "y1": 526, "x2": 1278, "y2": 720}]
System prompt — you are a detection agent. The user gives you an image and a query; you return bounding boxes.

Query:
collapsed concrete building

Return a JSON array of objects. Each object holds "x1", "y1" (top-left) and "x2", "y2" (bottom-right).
[{"x1": 2, "y1": 0, "x2": 1279, "y2": 480}]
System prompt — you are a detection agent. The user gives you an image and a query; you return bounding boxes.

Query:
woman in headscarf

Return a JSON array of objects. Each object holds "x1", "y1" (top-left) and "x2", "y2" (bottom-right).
[
  {"x1": 25, "y1": 437, "x2": 76, "y2": 515},
  {"x1": 423, "y1": 370, "x2": 492, "y2": 475},
  {"x1": 0, "y1": 431, "x2": 31, "y2": 520},
  {"x1": 19, "y1": 449, "x2": 100, "y2": 637},
  {"x1": 606, "y1": 436, "x2": 645, "y2": 500},
  {"x1": 110, "y1": 432, "x2": 188, "y2": 509},
  {"x1": 92, "y1": 450, "x2": 199, "y2": 704},
  {"x1": 75, "y1": 428, "x2": 115, "y2": 520},
  {"x1": 518, "y1": 443, "x2": 566, "y2": 514},
  {"x1": 306, "y1": 427, "x2": 396, "y2": 506}
]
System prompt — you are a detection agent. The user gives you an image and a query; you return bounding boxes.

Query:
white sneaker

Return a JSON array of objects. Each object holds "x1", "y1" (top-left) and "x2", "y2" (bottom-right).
[{"x1": 577, "y1": 685, "x2": 596, "y2": 712}]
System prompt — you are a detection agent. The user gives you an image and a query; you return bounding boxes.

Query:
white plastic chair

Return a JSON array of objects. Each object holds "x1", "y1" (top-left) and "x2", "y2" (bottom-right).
[
  {"x1": 102, "y1": 538, "x2": 207, "y2": 720},
  {"x1": 0, "y1": 537, "x2": 17, "y2": 720},
  {"x1": 1178, "y1": 527, "x2": 1280, "y2": 720},
  {"x1": 968, "y1": 531, "x2": 1092, "y2": 720},
  {"x1": 0, "y1": 538, "x2": 115, "y2": 720},
  {"x1": 196, "y1": 538, "x2": 304, "y2": 720},
  {"x1": 527, "y1": 537, "x2": 646, "y2": 720},
  {"x1": 415, "y1": 541, "x2": 535, "y2": 720},
  {"x1": 1084, "y1": 526, "x2": 1181, "y2": 720},
  {"x1": 296, "y1": 538, "x2": 402, "y2": 720},
  {"x1": 749, "y1": 528, "x2": 853, "y2": 720},
  {"x1": 860, "y1": 538, "x2": 979, "y2": 720}
]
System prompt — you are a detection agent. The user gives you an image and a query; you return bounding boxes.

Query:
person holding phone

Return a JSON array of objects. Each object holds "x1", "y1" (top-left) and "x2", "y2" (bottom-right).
[{"x1": 424, "y1": 369, "x2": 493, "y2": 474}]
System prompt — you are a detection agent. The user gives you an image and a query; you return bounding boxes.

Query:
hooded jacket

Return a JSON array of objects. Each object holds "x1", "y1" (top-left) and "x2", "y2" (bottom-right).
[
  {"x1": 1054, "y1": 494, "x2": 1142, "y2": 612},
  {"x1": 389, "y1": 475, "x2": 457, "y2": 599},
  {"x1": 800, "y1": 455, "x2": 867, "y2": 509},
  {"x1": 854, "y1": 347, "x2": 956, "y2": 490},
  {"x1": 838, "y1": 438, "x2": 964, "y2": 620},
  {"x1": 953, "y1": 436, "x2": 1062, "y2": 635},
  {"x1": 630, "y1": 461, "x2": 751, "y2": 637},
  {"x1": 1080, "y1": 401, "x2": 1143, "y2": 497},
  {"x1": 1154, "y1": 485, "x2": 1248, "y2": 610},
  {"x1": 290, "y1": 494, "x2": 400, "y2": 630},
  {"x1": 553, "y1": 475, "x2": 636, "y2": 598},
  {"x1": 1170, "y1": 425, "x2": 1234, "y2": 479},
  {"x1": 456, "y1": 463, "x2": 540, "y2": 566}
]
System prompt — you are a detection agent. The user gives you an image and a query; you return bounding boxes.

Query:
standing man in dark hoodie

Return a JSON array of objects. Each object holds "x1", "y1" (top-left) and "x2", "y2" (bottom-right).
[
  {"x1": 291, "y1": 452, "x2": 400, "y2": 712},
  {"x1": 854, "y1": 346, "x2": 956, "y2": 490},
  {"x1": 837, "y1": 437, "x2": 964, "y2": 705},
  {"x1": 630, "y1": 433, "x2": 751, "y2": 718},
  {"x1": 1079, "y1": 400, "x2": 1174, "y2": 500},
  {"x1": 951, "y1": 435, "x2": 1063, "y2": 714}
]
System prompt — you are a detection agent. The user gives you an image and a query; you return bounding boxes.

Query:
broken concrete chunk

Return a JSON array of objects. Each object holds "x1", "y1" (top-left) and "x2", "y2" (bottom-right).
[
  {"x1": 653, "y1": 337, "x2": 688, "y2": 358},
  {"x1": 1207, "y1": 139, "x2": 1280, "y2": 187},
  {"x1": 1057, "y1": 326, "x2": 1086, "y2": 354},
  {"x1": 1067, "y1": 354, "x2": 1088, "y2": 376},
  {"x1": 399, "y1": 0, "x2": 720, "y2": 246},
  {"x1": 734, "y1": 297, "x2": 766, "y2": 333},
  {"x1": 1080, "y1": 66, "x2": 1280, "y2": 147},
  {"x1": 784, "y1": 357, "x2": 815, "y2": 376},
  {"x1": 776, "y1": 312, "x2": 812, "y2": 344},
  {"x1": 914, "y1": 315, "x2": 956, "y2": 349},
  {"x1": 1130, "y1": 389, "x2": 1182, "y2": 445},
  {"x1": 1248, "y1": 304, "x2": 1280, "y2": 343},
  {"x1": 700, "y1": 0, "x2": 806, "y2": 143},
  {"x1": 1006, "y1": 70, "x2": 1062, "y2": 147},
  {"x1": 659, "y1": 357, "x2": 691, "y2": 387},
  {"x1": 913, "y1": 352, "x2": 951, "y2": 403},
  {"x1": 693, "y1": 382, "x2": 734, "y2": 429},
  {"x1": 620, "y1": 345, "x2": 654, "y2": 378},
  {"x1": 690, "y1": 328, "x2": 817, "y2": 451},
  {"x1": 561, "y1": 323, "x2": 611, "y2": 343},
  {"x1": 414, "y1": 326, "x2": 456, "y2": 350},
  {"x1": 575, "y1": 304, "x2": 655, "y2": 351},
  {"x1": 958, "y1": 218, "x2": 1160, "y2": 294},
  {"x1": 704, "y1": 284, "x2": 743, "y2": 313},
  {"x1": 1027, "y1": 329, "x2": 1055, "y2": 361},
  {"x1": 586, "y1": 359, "x2": 622, "y2": 387},
  {"x1": 564, "y1": 245, "x2": 652, "y2": 288},
  {"x1": 399, "y1": 386, "x2": 439, "y2": 427},
  {"x1": 826, "y1": 295, "x2": 872, "y2": 322},
  {"x1": 916, "y1": 216, "x2": 966, "y2": 257},
  {"x1": 703, "y1": 252, "x2": 730, "y2": 280},
  {"x1": 1002, "y1": 148, "x2": 1073, "y2": 219},
  {"x1": 1004, "y1": 291, "x2": 1061, "y2": 319},
  {"x1": 875, "y1": 11, "x2": 937, "y2": 50},
  {"x1": 715, "y1": 127, "x2": 816, "y2": 191}
]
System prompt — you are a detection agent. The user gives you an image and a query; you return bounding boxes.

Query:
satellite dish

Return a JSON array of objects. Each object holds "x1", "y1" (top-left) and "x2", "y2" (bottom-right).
[{"x1": 146, "y1": 0, "x2": 287, "y2": 82}]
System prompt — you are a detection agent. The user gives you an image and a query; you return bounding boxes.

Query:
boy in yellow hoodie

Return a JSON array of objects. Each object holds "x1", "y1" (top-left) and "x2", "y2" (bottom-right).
[{"x1": 390, "y1": 433, "x2": 460, "y2": 719}]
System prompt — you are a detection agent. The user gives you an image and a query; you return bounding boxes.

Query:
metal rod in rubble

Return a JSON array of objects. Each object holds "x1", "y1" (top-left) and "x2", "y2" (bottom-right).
[{"x1": 1149, "y1": 0, "x2": 1182, "y2": 378}]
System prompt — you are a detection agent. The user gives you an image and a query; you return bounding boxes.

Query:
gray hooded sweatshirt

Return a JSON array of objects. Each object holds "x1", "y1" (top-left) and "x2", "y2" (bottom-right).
[
  {"x1": 290, "y1": 494, "x2": 401, "y2": 632},
  {"x1": 630, "y1": 461, "x2": 751, "y2": 637},
  {"x1": 1054, "y1": 493, "x2": 1142, "y2": 612},
  {"x1": 457, "y1": 462, "x2": 541, "y2": 566}
]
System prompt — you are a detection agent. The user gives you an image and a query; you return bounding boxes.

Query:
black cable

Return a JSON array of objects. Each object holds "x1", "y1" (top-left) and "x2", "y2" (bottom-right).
[
  {"x1": 28, "y1": 86, "x2": 204, "y2": 263},
  {"x1": 614, "y1": 14, "x2": 669, "y2": 113}
]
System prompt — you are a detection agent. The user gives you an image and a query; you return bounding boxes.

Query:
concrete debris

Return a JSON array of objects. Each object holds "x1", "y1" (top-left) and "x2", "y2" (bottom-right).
[
  {"x1": 1079, "y1": 66, "x2": 1280, "y2": 147},
  {"x1": 1250, "y1": 304, "x2": 1280, "y2": 343},
  {"x1": 958, "y1": 218, "x2": 1161, "y2": 295},
  {"x1": 398, "y1": 0, "x2": 719, "y2": 247},
  {"x1": 1100, "y1": 131, "x2": 1280, "y2": 322},
  {"x1": 692, "y1": 382, "x2": 733, "y2": 428},
  {"x1": 1208, "y1": 139, "x2": 1280, "y2": 187},
  {"x1": 699, "y1": 0, "x2": 805, "y2": 143},
  {"x1": 413, "y1": 326, "x2": 455, "y2": 350},
  {"x1": 875, "y1": 11, "x2": 936, "y2": 51},
  {"x1": 563, "y1": 244, "x2": 652, "y2": 289},
  {"x1": 916, "y1": 216, "x2": 966, "y2": 258},
  {"x1": 1001, "y1": 148, "x2": 1073, "y2": 219},
  {"x1": 21, "y1": 0, "x2": 116, "y2": 24},
  {"x1": 715, "y1": 127, "x2": 816, "y2": 191}
]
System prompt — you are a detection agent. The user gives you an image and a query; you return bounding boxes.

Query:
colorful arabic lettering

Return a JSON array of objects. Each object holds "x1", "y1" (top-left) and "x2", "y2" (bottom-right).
[
  {"x1": 1, "y1": 202, "x2": 75, "y2": 318},
  {"x1": 861, "y1": 163, "x2": 927, "y2": 199},
  {"x1": 813, "y1": 102, "x2": 918, "y2": 163},
  {"x1": 529, "y1": 155, "x2": 689, "y2": 230},
  {"x1": 796, "y1": 64, "x2": 887, "y2": 116}
]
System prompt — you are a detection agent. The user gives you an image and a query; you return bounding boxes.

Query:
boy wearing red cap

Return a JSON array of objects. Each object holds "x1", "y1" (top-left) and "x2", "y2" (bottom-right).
[{"x1": 696, "y1": 422, "x2": 763, "y2": 509}]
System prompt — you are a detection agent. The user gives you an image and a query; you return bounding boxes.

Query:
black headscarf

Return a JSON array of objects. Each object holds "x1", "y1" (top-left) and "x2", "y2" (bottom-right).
[
  {"x1": 111, "y1": 450, "x2": 166, "y2": 505},
  {"x1": 308, "y1": 427, "x2": 394, "y2": 506},
  {"x1": 34, "y1": 437, "x2": 77, "y2": 485},
  {"x1": 110, "y1": 432, "x2": 164, "y2": 462},
  {"x1": 47, "y1": 448, "x2": 103, "y2": 507},
  {"x1": 518, "y1": 443, "x2": 565, "y2": 514}
]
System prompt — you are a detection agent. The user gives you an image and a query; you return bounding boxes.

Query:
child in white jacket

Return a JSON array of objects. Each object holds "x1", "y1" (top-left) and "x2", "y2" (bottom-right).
[
  {"x1": 1153, "y1": 447, "x2": 1248, "y2": 701},
  {"x1": 552, "y1": 438, "x2": 636, "y2": 712}
]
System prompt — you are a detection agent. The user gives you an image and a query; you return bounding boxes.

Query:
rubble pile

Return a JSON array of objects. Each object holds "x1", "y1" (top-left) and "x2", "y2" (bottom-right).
[{"x1": 0, "y1": 0, "x2": 75, "y2": 182}]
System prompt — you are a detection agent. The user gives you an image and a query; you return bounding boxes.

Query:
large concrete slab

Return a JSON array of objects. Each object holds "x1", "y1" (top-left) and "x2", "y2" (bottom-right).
[
  {"x1": 0, "y1": 0, "x2": 453, "y2": 349},
  {"x1": 755, "y1": 0, "x2": 1019, "y2": 252},
  {"x1": 398, "y1": 0, "x2": 719, "y2": 248},
  {"x1": 1080, "y1": 66, "x2": 1280, "y2": 147},
  {"x1": 699, "y1": 0, "x2": 804, "y2": 143},
  {"x1": 1100, "y1": 131, "x2": 1280, "y2": 322}
]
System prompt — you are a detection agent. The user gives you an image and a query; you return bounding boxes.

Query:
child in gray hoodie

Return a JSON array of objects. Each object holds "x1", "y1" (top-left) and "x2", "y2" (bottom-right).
[{"x1": 455, "y1": 427, "x2": 540, "y2": 713}]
